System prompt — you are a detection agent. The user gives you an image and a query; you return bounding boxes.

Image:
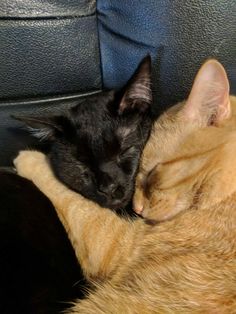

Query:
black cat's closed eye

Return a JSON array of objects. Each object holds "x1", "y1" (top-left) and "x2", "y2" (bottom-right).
[
  {"x1": 120, "y1": 146, "x2": 134, "y2": 157},
  {"x1": 117, "y1": 146, "x2": 134, "y2": 167},
  {"x1": 82, "y1": 171, "x2": 90, "y2": 180},
  {"x1": 117, "y1": 146, "x2": 133, "y2": 165}
]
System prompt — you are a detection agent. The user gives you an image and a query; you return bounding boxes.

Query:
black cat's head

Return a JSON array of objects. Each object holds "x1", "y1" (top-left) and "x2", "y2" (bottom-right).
[{"x1": 15, "y1": 56, "x2": 153, "y2": 210}]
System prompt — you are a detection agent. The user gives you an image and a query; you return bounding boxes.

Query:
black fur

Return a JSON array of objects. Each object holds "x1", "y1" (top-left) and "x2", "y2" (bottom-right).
[
  {"x1": 17, "y1": 56, "x2": 153, "y2": 212},
  {"x1": 0, "y1": 56, "x2": 154, "y2": 313},
  {"x1": 50, "y1": 93, "x2": 152, "y2": 211}
]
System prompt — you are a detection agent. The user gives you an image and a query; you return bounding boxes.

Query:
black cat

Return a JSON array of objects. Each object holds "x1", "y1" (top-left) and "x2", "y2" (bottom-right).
[
  {"x1": 16, "y1": 56, "x2": 153, "y2": 212},
  {"x1": 0, "y1": 56, "x2": 154, "y2": 314}
]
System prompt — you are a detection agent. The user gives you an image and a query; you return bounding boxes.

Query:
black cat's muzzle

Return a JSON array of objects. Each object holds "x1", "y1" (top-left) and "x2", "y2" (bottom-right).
[{"x1": 105, "y1": 192, "x2": 132, "y2": 211}]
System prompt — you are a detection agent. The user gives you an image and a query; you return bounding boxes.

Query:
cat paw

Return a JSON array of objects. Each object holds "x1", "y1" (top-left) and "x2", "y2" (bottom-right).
[
  {"x1": 14, "y1": 150, "x2": 47, "y2": 180},
  {"x1": 141, "y1": 196, "x2": 182, "y2": 222}
]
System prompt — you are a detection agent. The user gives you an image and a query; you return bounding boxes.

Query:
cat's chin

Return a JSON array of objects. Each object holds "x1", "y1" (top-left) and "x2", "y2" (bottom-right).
[
  {"x1": 106, "y1": 199, "x2": 129, "y2": 211},
  {"x1": 90, "y1": 190, "x2": 132, "y2": 211}
]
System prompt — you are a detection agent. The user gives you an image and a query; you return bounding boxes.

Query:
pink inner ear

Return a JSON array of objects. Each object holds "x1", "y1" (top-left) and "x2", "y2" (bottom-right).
[{"x1": 183, "y1": 59, "x2": 230, "y2": 125}]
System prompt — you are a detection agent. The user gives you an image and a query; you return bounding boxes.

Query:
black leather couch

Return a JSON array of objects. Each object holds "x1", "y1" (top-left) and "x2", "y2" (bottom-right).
[{"x1": 0, "y1": 0, "x2": 235, "y2": 166}]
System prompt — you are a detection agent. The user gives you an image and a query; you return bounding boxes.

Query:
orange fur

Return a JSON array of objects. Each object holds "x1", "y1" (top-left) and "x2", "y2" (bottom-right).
[{"x1": 14, "y1": 60, "x2": 236, "y2": 313}]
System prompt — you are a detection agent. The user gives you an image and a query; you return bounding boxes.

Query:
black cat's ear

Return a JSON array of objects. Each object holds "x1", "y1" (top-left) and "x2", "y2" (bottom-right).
[
  {"x1": 118, "y1": 55, "x2": 152, "y2": 114},
  {"x1": 12, "y1": 115, "x2": 64, "y2": 141}
]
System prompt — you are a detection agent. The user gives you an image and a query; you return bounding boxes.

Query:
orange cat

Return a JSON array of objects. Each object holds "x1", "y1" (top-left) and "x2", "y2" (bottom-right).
[{"x1": 15, "y1": 60, "x2": 236, "y2": 313}]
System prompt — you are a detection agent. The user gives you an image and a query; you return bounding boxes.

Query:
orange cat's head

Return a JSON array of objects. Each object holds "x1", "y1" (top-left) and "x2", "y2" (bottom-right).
[{"x1": 134, "y1": 59, "x2": 236, "y2": 223}]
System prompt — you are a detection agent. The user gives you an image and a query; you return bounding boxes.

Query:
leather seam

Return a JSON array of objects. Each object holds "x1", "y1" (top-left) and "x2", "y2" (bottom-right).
[{"x1": 0, "y1": 90, "x2": 101, "y2": 107}]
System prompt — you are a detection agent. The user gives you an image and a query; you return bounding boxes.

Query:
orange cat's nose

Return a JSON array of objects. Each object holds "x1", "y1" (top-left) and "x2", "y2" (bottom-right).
[{"x1": 134, "y1": 206, "x2": 144, "y2": 215}]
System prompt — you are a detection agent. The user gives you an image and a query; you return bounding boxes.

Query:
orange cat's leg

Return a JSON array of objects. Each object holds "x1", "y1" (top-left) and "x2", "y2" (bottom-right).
[{"x1": 14, "y1": 151, "x2": 140, "y2": 281}]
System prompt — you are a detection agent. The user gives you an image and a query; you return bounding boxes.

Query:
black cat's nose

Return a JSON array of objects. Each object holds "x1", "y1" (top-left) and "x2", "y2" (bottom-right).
[
  {"x1": 98, "y1": 184, "x2": 124, "y2": 200},
  {"x1": 112, "y1": 185, "x2": 124, "y2": 199}
]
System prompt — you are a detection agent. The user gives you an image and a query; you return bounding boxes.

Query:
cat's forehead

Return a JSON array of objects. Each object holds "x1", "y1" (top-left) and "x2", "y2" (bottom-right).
[
  {"x1": 70, "y1": 95, "x2": 116, "y2": 132},
  {"x1": 72, "y1": 91, "x2": 115, "y2": 115},
  {"x1": 75, "y1": 131, "x2": 120, "y2": 163},
  {"x1": 75, "y1": 119, "x2": 140, "y2": 161},
  {"x1": 70, "y1": 91, "x2": 147, "y2": 154}
]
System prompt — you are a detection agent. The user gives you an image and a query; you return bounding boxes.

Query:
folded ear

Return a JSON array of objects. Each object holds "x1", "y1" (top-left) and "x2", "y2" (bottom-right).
[
  {"x1": 118, "y1": 55, "x2": 152, "y2": 114},
  {"x1": 12, "y1": 115, "x2": 64, "y2": 141},
  {"x1": 182, "y1": 59, "x2": 230, "y2": 126}
]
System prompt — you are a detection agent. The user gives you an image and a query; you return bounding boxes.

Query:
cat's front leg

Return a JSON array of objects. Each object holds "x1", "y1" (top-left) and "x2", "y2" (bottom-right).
[
  {"x1": 14, "y1": 151, "x2": 73, "y2": 213},
  {"x1": 14, "y1": 150, "x2": 74, "y2": 233},
  {"x1": 14, "y1": 151, "x2": 140, "y2": 281},
  {"x1": 14, "y1": 150, "x2": 47, "y2": 181}
]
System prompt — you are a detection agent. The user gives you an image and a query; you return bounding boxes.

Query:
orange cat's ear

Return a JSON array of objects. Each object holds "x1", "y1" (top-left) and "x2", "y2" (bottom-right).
[{"x1": 183, "y1": 59, "x2": 230, "y2": 126}]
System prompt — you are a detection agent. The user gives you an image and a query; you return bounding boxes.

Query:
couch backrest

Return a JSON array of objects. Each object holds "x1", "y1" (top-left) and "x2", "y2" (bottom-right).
[{"x1": 0, "y1": 0, "x2": 235, "y2": 165}]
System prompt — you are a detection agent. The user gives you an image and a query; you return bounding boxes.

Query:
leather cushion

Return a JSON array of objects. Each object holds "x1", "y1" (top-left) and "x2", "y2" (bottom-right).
[
  {"x1": 0, "y1": 0, "x2": 95, "y2": 17},
  {"x1": 97, "y1": 0, "x2": 236, "y2": 109},
  {"x1": 0, "y1": 0, "x2": 101, "y2": 100}
]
